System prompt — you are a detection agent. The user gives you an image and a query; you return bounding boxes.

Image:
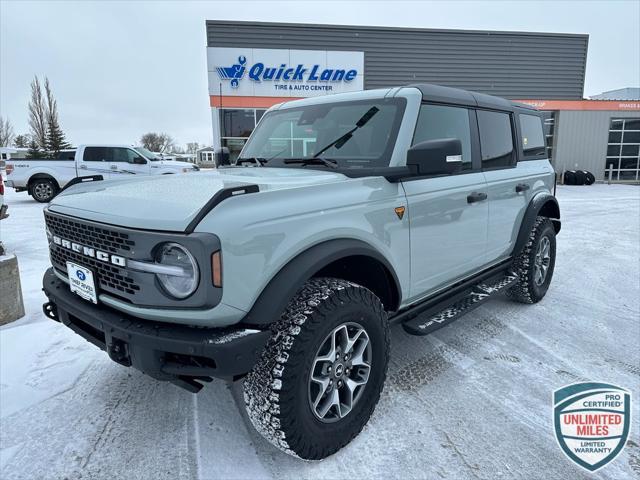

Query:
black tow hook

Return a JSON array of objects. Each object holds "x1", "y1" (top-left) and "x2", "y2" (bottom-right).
[
  {"x1": 108, "y1": 339, "x2": 132, "y2": 367},
  {"x1": 43, "y1": 302, "x2": 59, "y2": 322}
]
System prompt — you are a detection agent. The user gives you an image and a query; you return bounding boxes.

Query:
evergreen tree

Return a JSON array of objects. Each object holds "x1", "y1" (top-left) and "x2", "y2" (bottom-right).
[
  {"x1": 26, "y1": 139, "x2": 42, "y2": 159},
  {"x1": 13, "y1": 134, "x2": 30, "y2": 148}
]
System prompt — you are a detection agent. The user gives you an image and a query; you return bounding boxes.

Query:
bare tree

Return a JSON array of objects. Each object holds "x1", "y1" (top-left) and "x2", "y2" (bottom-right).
[
  {"x1": 28, "y1": 76, "x2": 48, "y2": 150},
  {"x1": 140, "y1": 132, "x2": 173, "y2": 153},
  {"x1": 44, "y1": 77, "x2": 71, "y2": 154},
  {"x1": 186, "y1": 142, "x2": 200, "y2": 154},
  {"x1": 0, "y1": 116, "x2": 15, "y2": 146}
]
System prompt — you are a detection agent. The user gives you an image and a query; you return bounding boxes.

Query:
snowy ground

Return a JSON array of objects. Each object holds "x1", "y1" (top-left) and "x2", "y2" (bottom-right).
[{"x1": 1, "y1": 183, "x2": 639, "y2": 480}]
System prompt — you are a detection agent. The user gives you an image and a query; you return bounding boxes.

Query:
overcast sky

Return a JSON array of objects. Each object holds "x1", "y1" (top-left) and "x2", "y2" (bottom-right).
[{"x1": 1, "y1": 0, "x2": 639, "y2": 148}]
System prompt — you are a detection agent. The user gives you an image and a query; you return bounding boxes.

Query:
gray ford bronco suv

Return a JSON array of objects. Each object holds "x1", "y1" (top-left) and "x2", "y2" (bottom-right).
[{"x1": 42, "y1": 84, "x2": 560, "y2": 460}]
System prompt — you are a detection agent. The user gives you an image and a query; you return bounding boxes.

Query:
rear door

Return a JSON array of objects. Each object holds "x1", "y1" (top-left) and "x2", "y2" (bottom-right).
[
  {"x1": 403, "y1": 103, "x2": 489, "y2": 302},
  {"x1": 79, "y1": 147, "x2": 149, "y2": 179},
  {"x1": 478, "y1": 110, "x2": 532, "y2": 262},
  {"x1": 78, "y1": 146, "x2": 113, "y2": 178}
]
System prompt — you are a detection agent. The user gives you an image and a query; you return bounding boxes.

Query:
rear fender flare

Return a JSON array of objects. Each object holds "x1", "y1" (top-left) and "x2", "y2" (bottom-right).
[{"x1": 512, "y1": 192, "x2": 560, "y2": 256}]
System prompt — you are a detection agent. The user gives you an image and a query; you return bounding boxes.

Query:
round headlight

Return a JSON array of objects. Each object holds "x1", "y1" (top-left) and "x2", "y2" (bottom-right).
[{"x1": 155, "y1": 243, "x2": 199, "y2": 299}]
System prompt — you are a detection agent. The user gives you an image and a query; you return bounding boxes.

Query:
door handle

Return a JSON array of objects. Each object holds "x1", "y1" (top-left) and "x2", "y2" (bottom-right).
[
  {"x1": 79, "y1": 164, "x2": 87, "y2": 169},
  {"x1": 515, "y1": 183, "x2": 530, "y2": 193},
  {"x1": 110, "y1": 164, "x2": 118, "y2": 170},
  {"x1": 467, "y1": 192, "x2": 488, "y2": 204}
]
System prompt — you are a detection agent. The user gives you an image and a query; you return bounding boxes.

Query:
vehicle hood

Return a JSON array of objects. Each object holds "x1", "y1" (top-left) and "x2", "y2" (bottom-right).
[{"x1": 48, "y1": 167, "x2": 348, "y2": 231}]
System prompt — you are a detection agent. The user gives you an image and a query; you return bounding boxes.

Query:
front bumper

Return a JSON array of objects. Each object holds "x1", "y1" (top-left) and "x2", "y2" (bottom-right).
[{"x1": 42, "y1": 267, "x2": 269, "y2": 391}]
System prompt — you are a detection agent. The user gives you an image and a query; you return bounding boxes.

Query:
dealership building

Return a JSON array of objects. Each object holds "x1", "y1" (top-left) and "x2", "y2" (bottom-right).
[{"x1": 205, "y1": 21, "x2": 640, "y2": 181}]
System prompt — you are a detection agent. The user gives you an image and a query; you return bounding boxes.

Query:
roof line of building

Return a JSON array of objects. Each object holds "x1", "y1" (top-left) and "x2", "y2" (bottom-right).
[{"x1": 205, "y1": 19, "x2": 589, "y2": 39}]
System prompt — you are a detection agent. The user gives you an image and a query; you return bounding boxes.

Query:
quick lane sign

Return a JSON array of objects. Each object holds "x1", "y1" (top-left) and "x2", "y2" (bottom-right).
[{"x1": 207, "y1": 47, "x2": 364, "y2": 98}]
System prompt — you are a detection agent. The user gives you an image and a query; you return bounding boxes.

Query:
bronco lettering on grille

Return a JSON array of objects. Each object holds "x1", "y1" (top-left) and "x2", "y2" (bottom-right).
[{"x1": 52, "y1": 235, "x2": 126, "y2": 267}]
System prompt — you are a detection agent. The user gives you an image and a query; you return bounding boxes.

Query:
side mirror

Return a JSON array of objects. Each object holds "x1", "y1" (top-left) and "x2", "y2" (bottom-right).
[
  {"x1": 406, "y1": 138, "x2": 463, "y2": 176},
  {"x1": 132, "y1": 156, "x2": 147, "y2": 165}
]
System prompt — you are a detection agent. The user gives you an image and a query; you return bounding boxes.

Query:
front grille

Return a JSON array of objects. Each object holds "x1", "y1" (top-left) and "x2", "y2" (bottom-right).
[
  {"x1": 51, "y1": 248, "x2": 140, "y2": 295},
  {"x1": 45, "y1": 213, "x2": 135, "y2": 254},
  {"x1": 45, "y1": 211, "x2": 141, "y2": 299}
]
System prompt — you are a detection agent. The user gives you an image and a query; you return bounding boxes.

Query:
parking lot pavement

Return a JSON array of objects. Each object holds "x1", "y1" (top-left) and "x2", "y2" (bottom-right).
[{"x1": 1, "y1": 184, "x2": 638, "y2": 479}]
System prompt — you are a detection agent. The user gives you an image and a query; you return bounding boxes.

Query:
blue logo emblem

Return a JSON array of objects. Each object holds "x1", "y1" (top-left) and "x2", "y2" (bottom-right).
[
  {"x1": 76, "y1": 270, "x2": 86, "y2": 281},
  {"x1": 215, "y1": 56, "x2": 247, "y2": 88},
  {"x1": 553, "y1": 382, "x2": 631, "y2": 471},
  {"x1": 214, "y1": 54, "x2": 358, "y2": 90}
]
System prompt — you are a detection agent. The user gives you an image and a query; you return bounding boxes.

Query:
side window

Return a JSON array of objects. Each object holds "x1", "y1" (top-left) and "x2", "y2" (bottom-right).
[
  {"x1": 520, "y1": 114, "x2": 546, "y2": 157},
  {"x1": 111, "y1": 147, "x2": 135, "y2": 163},
  {"x1": 83, "y1": 147, "x2": 110, "y2": 162},
  {"x1": 413, "y1": 104, "x2": 472, "y2": 170},
  {"x1": 477, "y1": 110, "x2": 514, "y2": 169},
  {"x1": 56, "y1": 151, "x2": 75, "y2": 160}
]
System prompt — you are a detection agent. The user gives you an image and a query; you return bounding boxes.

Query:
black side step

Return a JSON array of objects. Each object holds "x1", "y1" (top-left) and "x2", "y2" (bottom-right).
[{"x1": 402, "y1": 274, "x2": 519, "y2": 336}]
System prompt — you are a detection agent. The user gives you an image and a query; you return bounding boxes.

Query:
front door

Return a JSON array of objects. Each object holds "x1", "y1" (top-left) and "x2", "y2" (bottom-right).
[
  {"x1": 403, "y1": 104, "x2": 489, "y2": 302},
  {"x1": 108, "y1": 147, "x2": 150, "y2": 178}
]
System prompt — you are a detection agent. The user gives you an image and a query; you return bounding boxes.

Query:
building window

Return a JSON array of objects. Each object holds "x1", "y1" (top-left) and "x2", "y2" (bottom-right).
[
  {"x1": 219, "y1": 108, "x2": 268, "y2": 163},
  {"x1": 606, "y1": 118, "x2": 640, "y2": 181},
  {"x1": 541, "y1": 111, "x2": 556, "y2": 162},
  {"x1": 220, "y1": 109, "x2": 255, "y2": 138}
]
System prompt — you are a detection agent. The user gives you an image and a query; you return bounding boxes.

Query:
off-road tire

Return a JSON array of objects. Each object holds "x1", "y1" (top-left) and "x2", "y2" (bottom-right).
[
  {"x1": 243, "y1": 277, "x2": 389, "y2": 460},
  {"x1": 30, "y1": 178, "x2": 58, "y2": 203},
  {"x1": 507, "y1": 216, "x2": 556, "y2": 304}
]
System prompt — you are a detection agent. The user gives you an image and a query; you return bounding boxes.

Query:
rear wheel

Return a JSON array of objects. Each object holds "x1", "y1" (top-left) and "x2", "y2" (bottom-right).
[
  {"x1": 30, "y1": 178, "x2": 58, "y2": 203},
  {"x1": 507, "y1": 216, "x2": 556, "y2": 303},
  {"x1": 243, "y1": 277, "x2": 389, "y2": 460}
]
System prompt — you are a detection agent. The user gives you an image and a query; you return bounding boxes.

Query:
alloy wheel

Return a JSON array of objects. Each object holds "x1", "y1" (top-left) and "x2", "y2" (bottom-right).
[
  {"x1": 534, "y1": 236, "x2": 551, "y2": 286},
  {"x1": 308, "y1": 322, "x2": 372, "y2": 423}
]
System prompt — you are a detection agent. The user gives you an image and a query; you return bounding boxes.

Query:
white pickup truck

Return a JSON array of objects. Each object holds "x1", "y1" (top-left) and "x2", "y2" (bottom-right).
[{"x1": 4, "y1": 144, "x2": 200, "y2": 202}]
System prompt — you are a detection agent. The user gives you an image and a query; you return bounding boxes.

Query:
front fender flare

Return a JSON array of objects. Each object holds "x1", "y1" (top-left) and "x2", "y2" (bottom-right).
[{"x1": 242, "y1": 238, "x2": 401, "y2": 326}]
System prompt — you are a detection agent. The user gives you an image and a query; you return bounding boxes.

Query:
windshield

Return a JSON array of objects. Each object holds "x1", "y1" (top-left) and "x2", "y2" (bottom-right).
[
  {"x1": 239, "y1": 98, "x2": 406, "y2": 168},
  {"x1": 134, "y1": 147, "x2": 160, "y2": 161}
]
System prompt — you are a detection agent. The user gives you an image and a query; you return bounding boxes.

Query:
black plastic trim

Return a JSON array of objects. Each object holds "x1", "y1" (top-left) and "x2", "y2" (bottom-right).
[
  {"x1": 58, "y1": 175, "x2": 104, "y2": 194},
  {"x1": 242, "y1": 239, "x2": 402, "y2": 326},
  {"x1": 185, "y1": 184, "x2": 259, "y2": 234},
  {"x1": 511, "y1": 192, "x2": 560, "y2": 256},
  {"x1": 42, "y1": 268, "x2": 270, "y2": 384},
  {"x1": 390, "y1": 258, "x2": 513, "y2": 325}
]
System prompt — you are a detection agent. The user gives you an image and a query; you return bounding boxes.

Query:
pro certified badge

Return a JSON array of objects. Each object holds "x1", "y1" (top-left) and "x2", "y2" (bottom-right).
[{"x1": 554, "y1": 382, "x2": 631, "y2": 471}]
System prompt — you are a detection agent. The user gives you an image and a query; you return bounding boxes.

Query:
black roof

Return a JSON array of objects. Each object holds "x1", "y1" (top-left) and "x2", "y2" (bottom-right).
[{"x1": 408, "y1": 83, "x2": 539, "y2": 113}]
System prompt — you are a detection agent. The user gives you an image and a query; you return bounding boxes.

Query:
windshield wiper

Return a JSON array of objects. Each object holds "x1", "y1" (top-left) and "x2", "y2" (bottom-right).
[
  {"x1": 283, "y1": 157, "x2": 338, "y2": 169},
  {"x1": 236, "y1": 157, "x2": 268, "y2": 167},
  {"x1": 312, "y1": 106, "x2": 380, "y2": 158}
]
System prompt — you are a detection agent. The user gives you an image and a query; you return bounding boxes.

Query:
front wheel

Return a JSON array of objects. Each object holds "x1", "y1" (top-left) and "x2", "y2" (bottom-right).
[
  {"x1": 243, "y1": 277, "x2": 389, "y2": 460},
  {"x1": 30, "y1": 179, "x2": 58, "y2": 203},
  {"x1": 507, "y1": 216, "x2": 557, "y2": 303}
]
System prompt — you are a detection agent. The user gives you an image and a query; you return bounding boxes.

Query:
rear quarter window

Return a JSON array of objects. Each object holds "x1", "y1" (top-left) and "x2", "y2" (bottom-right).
[{"x1": 519, "y1": 114, "x2": 546, "y2": 158}]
